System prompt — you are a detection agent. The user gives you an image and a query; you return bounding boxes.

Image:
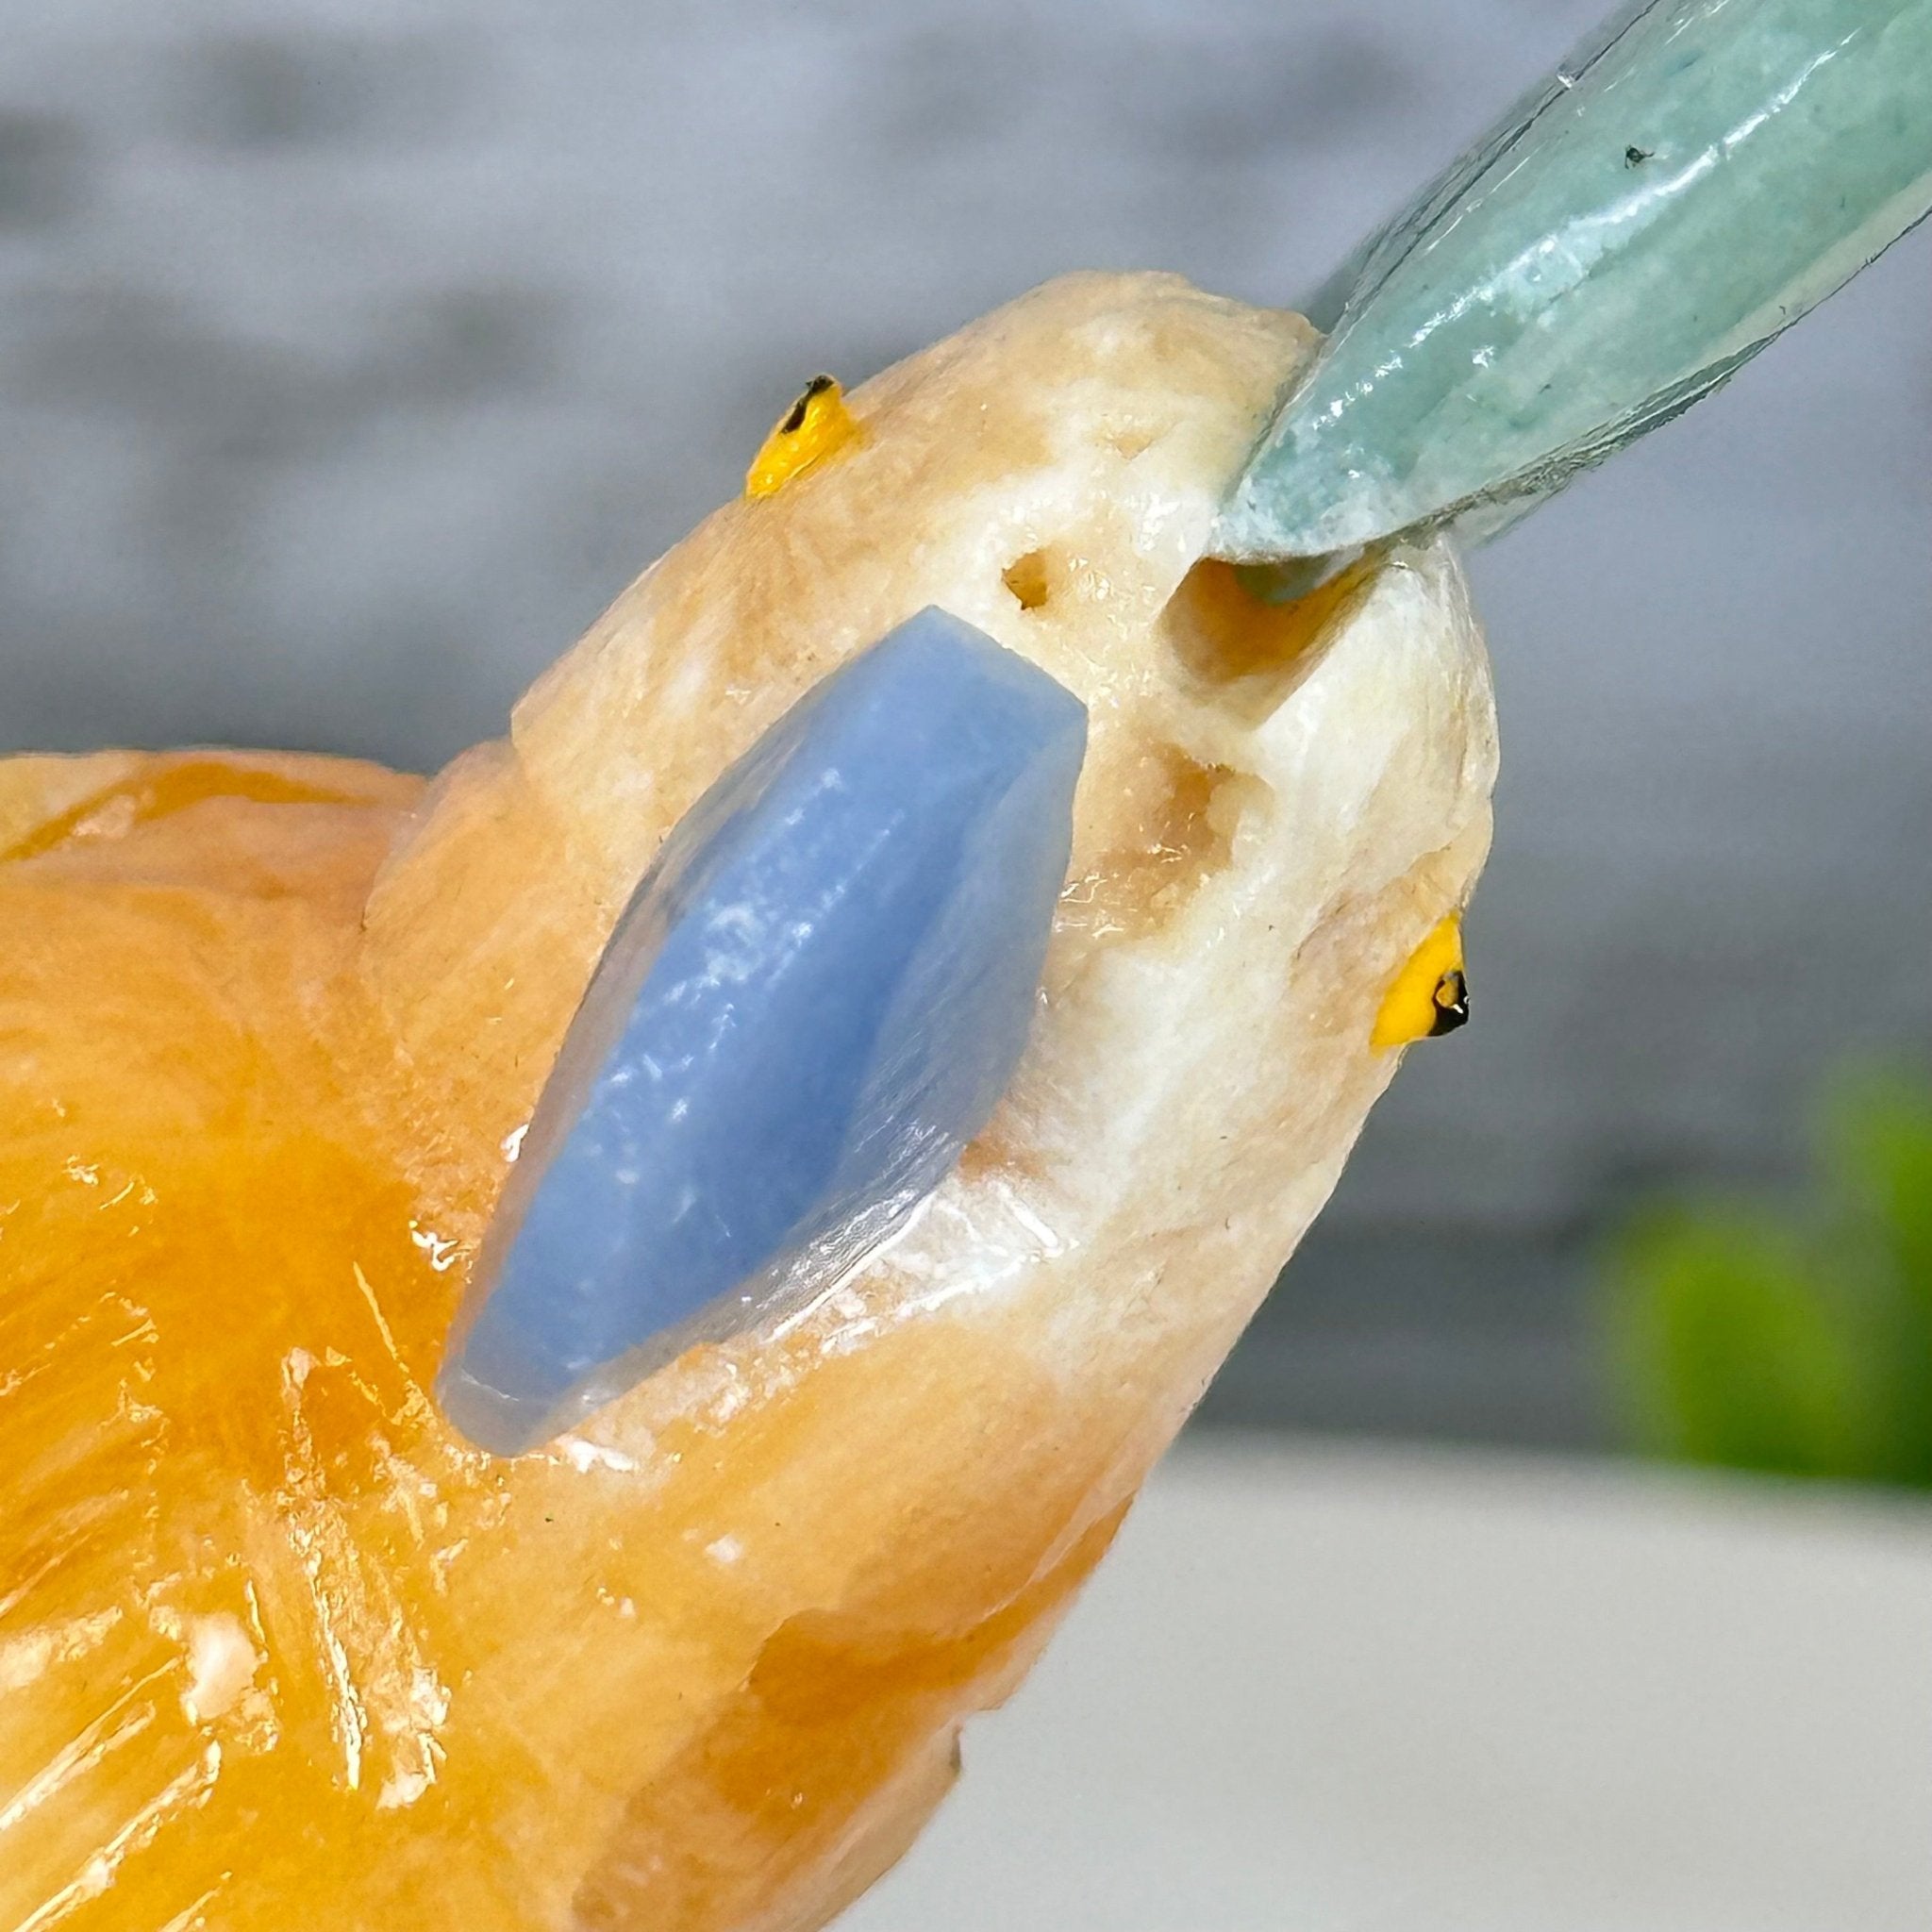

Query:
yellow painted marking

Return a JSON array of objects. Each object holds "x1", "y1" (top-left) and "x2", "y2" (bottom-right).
[
  {"x1": 744, "y1": 375, "x2": 860, "y2": 499},
  {"x1": 1372, "y1": 913, "x2": 1469, "y2": 1051}
]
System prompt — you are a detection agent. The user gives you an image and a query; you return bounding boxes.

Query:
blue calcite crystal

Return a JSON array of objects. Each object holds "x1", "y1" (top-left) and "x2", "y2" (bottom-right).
[{"x1": 438, "y1": 608, "x2": 1088, "y2": 1456}]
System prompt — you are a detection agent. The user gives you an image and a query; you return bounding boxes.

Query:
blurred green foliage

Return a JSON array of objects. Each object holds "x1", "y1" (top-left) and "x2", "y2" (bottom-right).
[{"x1": 1607, "y1": 1069, "x2": 1932, "y2": 1488}]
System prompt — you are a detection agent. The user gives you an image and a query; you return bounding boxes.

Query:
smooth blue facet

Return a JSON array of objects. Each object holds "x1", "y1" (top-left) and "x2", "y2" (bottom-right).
[{"x1": 437, "y1": 608, "x2": 1088, "y2": 1455}]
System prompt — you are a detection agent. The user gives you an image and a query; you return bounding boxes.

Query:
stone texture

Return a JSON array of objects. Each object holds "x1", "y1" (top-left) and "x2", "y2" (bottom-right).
[
  {"x1": 1218, "y1": 0, "x2": 1932, "y2": 561},
  {"x1": 5, "y1": 0, "x2": 1930, "y2": 1315},
  {"x1": 0, "y1": 273, "x2": 1492, "y2": 1930},
  {"x1": 439, "y1": 608, "x2": 1087, "y2": 1456}
]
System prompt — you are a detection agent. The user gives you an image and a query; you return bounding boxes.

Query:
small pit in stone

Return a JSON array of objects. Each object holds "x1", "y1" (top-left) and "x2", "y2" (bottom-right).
[
  {"x1": 1001, "y1": 550, "x2": 1054, "y2": 612},
  {"x1": 1163, "y1": 554, "x2": 1377, "y2": 718}
]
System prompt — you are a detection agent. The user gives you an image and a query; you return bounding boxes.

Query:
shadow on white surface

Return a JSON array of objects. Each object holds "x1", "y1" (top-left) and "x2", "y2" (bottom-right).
[{"x1": 840, "y1": 1439, "x2": 1932, "y2": 1932}]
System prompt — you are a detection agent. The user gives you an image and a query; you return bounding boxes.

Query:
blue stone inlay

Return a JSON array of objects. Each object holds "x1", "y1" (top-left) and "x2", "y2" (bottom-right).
[{"x1": 437, "y1": 608, "x2": 1088, "y2": 1455}]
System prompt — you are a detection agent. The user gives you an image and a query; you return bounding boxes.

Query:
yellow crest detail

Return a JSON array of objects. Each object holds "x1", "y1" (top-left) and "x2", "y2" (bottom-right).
[
  {"x1": 1371, "y1": 913, "x2": 1469, "y2": 1051},
  {"x1": 744, "y1": 375, "x2": 861, "y2": 499}
]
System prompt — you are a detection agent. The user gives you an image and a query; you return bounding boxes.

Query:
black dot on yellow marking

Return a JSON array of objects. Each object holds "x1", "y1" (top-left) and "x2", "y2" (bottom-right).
[
  {"x1": 780, "y1": 374, "x2": 836, "y2": 435},
  {"x1": 1428, "y1": 967, "x2": 1470, "y2": 1037},
  {"x1": 1372, "y1": 913, "x2": 1469, "y2": 1051},
  {"x1": 745, "y1": 375, "x2": 860, "y2": 499}
]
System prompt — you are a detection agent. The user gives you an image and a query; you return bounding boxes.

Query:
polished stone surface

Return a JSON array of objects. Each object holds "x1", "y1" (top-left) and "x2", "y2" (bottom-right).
[
  {"x1": 438, "y1": 608, "x2": 1086, "y2": 1454},
  {"x1": 8, "y1": 0, "x2": 1931, "y2": 1450},
  {"x1": 1219, "y1": 0, "x2": 1932, "y2": 562}
]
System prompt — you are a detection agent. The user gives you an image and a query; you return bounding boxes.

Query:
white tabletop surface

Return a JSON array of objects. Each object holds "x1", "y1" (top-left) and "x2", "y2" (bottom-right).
[{"x1": 841, "y1": 1439, "x2": 1932, "y2": 1932}]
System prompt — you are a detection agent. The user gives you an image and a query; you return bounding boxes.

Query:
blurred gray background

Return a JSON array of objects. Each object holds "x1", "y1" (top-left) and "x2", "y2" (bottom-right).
[{"x1": 5, "y1": 0, "x2": 1928, "y2": 1453}]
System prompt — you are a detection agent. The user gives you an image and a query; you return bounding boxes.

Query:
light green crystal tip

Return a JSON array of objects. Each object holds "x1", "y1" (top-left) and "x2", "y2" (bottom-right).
[{"x1": 1216, "y1": 0, "x2": 1932, "y2": 564}]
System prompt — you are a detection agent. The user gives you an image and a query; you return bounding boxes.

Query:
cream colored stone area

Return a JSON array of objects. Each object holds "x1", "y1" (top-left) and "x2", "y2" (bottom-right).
[{"x1": 0, "y1": 275, "x2": 1493, "y2": 1930}]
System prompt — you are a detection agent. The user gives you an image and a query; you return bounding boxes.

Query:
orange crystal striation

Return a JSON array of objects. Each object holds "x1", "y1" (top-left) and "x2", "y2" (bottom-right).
[{"x1": 0, "y1": 275, "x2": 1497, "y2": 1930}]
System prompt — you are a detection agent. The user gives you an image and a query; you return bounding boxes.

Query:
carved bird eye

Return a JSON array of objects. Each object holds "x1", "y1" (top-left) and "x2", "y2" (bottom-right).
[
  {"x1": 1427, "y1": 965, "x2": 1470, "y2": 1037},
  {"x1": 1372, "y1": 914, "x2": 1470, "y2": 1051},
  {"x1": 744, "y1": 375, "x2": 859, "y2": 498}
]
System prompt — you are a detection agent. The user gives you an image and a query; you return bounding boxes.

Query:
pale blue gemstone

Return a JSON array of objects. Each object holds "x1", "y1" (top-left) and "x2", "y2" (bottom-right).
[{"x1": 437, "y1": 608, "x2": 1087, "y2": 1456}]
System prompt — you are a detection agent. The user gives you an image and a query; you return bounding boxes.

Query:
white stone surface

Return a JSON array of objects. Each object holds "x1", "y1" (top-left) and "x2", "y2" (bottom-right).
[{"x1": 842, "y1": 1438, "x2": 1932, "y2": 1932}]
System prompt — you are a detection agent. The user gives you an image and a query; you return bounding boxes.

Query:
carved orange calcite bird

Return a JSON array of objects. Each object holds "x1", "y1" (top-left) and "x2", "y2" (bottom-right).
[{"x1": 0, "y1": 275, "x2": 1494, "y2": 1931}]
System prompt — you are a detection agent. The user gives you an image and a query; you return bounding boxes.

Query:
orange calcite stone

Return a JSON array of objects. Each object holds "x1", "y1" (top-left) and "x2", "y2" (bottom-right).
[{"x1": 0, "y1": 275, "x2": 1495, "y2": 1930}]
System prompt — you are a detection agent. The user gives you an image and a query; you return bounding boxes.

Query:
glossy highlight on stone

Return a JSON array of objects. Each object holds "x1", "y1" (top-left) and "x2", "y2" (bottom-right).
[
  {"x1": 1218, "y1": 0, "x2": 1932, "y2": 563},
  {"x1": 0, "y1": 278, "x2": 1493, "y2": 1925},
  {"x1": 437, "y1": 608, "x2": 1088, "y2": 1456}
]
